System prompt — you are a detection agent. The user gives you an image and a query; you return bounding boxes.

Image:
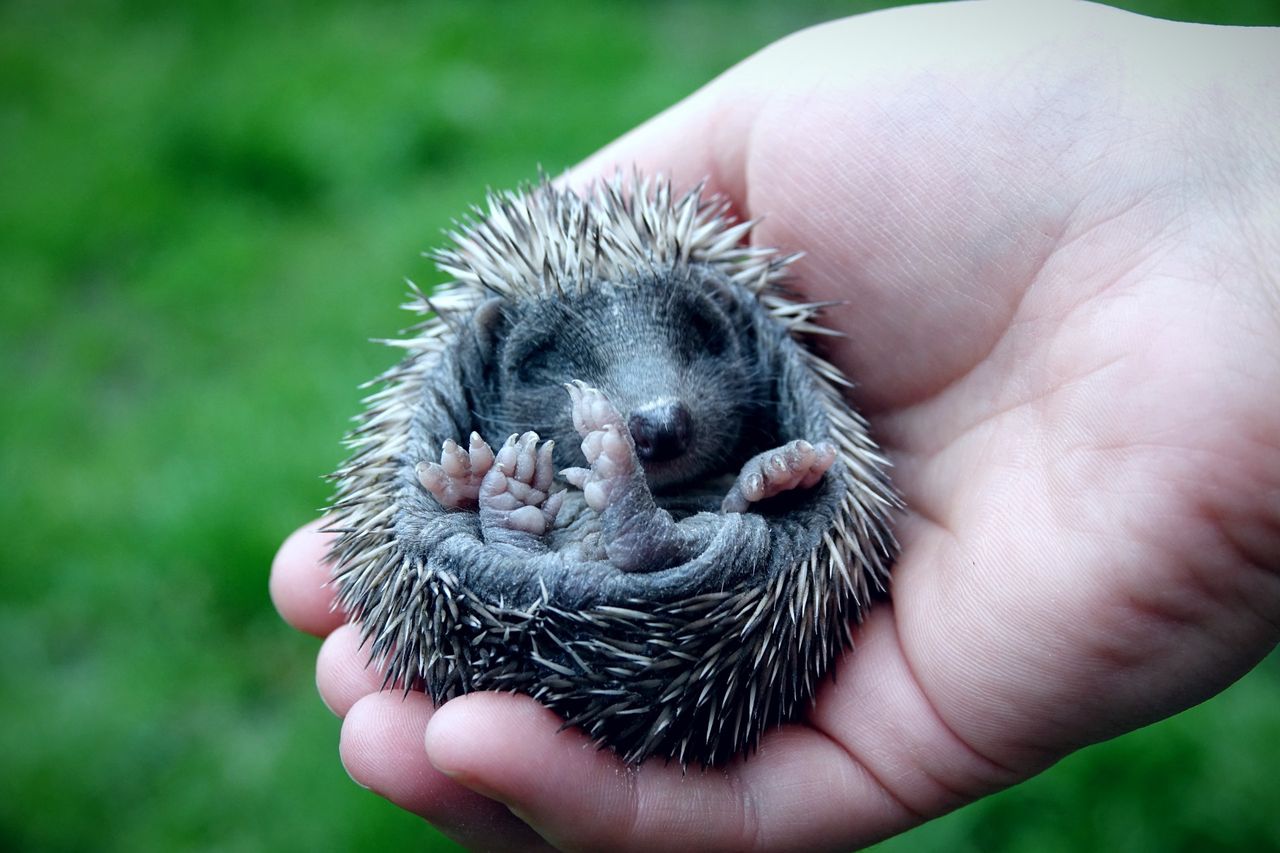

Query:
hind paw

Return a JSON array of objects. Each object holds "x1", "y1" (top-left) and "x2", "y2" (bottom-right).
[
  {"x1": 561, "y1": 381, "x2": 640, "y2": 513},
  {"x1": 721, "y1": 439, "x2": 837, "y2": 513},
  {"x1": 561, "y1": 381, "x2": 693, "y2": 572},
  {"x1": 417, "y1": 432, "x2": 496, "y2": 510},
  {"x1": 478, "y1": 431, "x2": 564, "y2": 541}
]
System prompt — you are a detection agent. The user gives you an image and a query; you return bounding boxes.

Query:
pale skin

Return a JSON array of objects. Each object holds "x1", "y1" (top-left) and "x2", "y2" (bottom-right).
[{"x1": 270, "y1": 2, "x2": 1280, "y2": 850}]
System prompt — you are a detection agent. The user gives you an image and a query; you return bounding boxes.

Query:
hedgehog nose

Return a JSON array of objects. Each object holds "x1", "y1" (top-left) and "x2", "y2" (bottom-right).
[{"x1": 629, "y1": 401, "x2": 693, "y2": 464}]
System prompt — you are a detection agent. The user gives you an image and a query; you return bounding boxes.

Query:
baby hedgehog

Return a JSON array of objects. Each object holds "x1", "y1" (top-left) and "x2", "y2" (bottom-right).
[{"x1": 327, "y1": 174, "x2": 899, "y2": 766}]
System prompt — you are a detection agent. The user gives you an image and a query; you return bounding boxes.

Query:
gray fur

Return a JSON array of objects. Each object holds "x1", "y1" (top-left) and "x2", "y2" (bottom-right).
[
  {"x1": 327, "y1": 175, "x2": 900, "y2": 765},
  {"x1": 461, "y1": 265, "x2": 767, "y2": 492}
]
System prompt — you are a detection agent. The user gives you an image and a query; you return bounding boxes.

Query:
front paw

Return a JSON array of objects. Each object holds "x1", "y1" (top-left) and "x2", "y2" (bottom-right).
[
  {"x1": 721, "y1": 439, "x2": 837, "y2": 513},
  {"x1": 416, "y1": 432, "x2": 496, "y2": 509}
]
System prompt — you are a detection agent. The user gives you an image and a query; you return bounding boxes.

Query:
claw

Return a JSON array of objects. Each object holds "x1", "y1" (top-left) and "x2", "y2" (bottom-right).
[
  {"x1": 416, "y1": 460, "x2": 446, "y2": 492},
  {"x1": 765, "y1": 453, "x2": 790, "y2": 486},
  {"x1": 494, "y1": 433, "x2": 520, "y2": 473},
  {"x1": 440, "y1": 438, "x2": 467, "y2": 477},
  {"x1": 514, "y1": 431, "x2": 539, "y2": 482},
  {"x1": 566, "y1": 382, "x2": 586, "y2": 432},
  {"x1": 468, "y1": 431, "x2": 494, "y2": 471},
  {"x1": 535, "y1": 440, "x2": 556, "y2": 492}
]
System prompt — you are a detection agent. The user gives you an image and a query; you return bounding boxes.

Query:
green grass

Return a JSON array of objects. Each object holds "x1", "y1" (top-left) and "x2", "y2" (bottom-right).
[{"x1": 1, "y1": 1, "x2": 1277, "y2": 850}]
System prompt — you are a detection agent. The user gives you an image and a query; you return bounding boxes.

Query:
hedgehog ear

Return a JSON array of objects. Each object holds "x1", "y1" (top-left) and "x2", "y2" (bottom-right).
[
  {"x1": 469, "y1": 297, "x2": 506, "y2": 361},
  {"x1": 693, "y1": 267, "x2": 737, "y2": 308}
]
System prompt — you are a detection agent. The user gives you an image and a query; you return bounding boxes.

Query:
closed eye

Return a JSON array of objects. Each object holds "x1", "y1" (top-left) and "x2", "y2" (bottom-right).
[
  {"x1": 673, "y1": 302, "x2": 731, "y2": 361},
  {"x1": 513, "y1": 339, "x2": 558, "y2": 384}
]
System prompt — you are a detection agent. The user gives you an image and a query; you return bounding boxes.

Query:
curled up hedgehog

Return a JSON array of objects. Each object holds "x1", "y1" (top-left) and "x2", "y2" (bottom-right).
[{"x1": 327, "y1": 174, "x2": 900, "y2": 766}]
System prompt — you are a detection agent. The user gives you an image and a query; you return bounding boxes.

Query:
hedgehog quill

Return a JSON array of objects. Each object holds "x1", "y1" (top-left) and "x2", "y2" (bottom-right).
[{"x1": 327, "y1": 174, "x2": 900, "y2": 766}]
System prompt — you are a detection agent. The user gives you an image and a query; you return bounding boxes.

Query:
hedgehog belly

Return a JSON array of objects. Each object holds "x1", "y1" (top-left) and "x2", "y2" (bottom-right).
[{"x1": 325, "y1": 174, "x2": 899, "y2": 766}]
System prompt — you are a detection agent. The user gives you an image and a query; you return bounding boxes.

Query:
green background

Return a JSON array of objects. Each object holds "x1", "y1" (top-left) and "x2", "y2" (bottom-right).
[{"x1": 2, "y1": 1, "x2": 1278, "y2": 850}]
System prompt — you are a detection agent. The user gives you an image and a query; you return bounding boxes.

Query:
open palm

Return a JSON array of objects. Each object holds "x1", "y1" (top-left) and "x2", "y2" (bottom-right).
[{"x1": 272, "y1": 4, "x2": 1280, "y2": 850}]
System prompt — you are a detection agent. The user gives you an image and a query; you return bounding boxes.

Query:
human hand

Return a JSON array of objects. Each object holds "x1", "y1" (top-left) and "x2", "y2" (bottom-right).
[{"x1": 271, "y1": 2, "x2": 1280, "y2": 849}]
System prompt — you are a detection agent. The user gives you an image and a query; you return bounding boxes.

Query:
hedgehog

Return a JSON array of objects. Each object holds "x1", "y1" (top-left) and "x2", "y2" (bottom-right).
[{"x1": 326, "y1": 173, "x2": 900, "y2": 766}]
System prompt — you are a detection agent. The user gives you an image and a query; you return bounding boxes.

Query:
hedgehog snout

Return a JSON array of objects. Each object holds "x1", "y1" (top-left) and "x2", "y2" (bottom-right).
[{"x1": 628, "y1": 400, "x2": 693, "y2": 464}]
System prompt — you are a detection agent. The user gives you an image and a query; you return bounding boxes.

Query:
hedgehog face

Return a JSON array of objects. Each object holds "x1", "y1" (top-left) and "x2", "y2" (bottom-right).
[{"x1": 475, "y1": 272, "x2": 765, "y2": 491}]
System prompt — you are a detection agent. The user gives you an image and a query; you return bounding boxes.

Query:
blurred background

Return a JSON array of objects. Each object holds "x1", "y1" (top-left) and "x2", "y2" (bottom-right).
[{"x1": 2, "y1": 1, "x2": 1278, "y2": 850}]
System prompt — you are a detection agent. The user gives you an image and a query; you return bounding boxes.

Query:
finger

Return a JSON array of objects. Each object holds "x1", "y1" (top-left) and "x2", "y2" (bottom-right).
[
  {"x1": 583, "y1": 480, "x2": 609, "y2": 513},
  {"x1": 534, "y1": 440, "x2": 556, "y2": 493},
  {"x1": 586, "y1": 388, "x2": 623, "y2": 431},
  {"x1": 494, "y1": 433, "x2": 520, "y2": 473},
  {"x1": 560, "y1": 4, "x2": 1006, "y2": 213},
  {"x1": 424, "y1": 692, "x2": 917, "y2": 852},
  {"x1": 504, "y1": 480, "x2": 541, "y2": 505},
  {"x1": 468, "y1": 431, "x2": 495, "y2": 475},
  {"x1": 479, "y1": 466, "x2": 515, "y2": 506},
  {"x1": 763, "y1": 450, "x2": 791, "y2": 487},
  {"x1": 416, "y1": 461, "x2": 449, "y2": 499},
  {"x1": 514, "y1": 431, "x2": 539, "y2": 483},
  {"x1": 740, "y1": 471, "x2": 765, "y2": 503},
  {"x1": 316, "y1": 623, "x2": 388, "y2": 717},
  {"x1": 507, "y1": 506, "x2": 547, "y2": 536},
  {"x1": 720, "y1": 486, "x2": 749, "y2": 514},
  {"x1": 580, "y1": 429, "x2": 604, "y2": 464},
  {"x1": 341, "y1": 692, "x2": 551, "y2": 852},
  {"x1": 440, "y1": 438, "x2": 468, "y2": 478},
  {"x1": 270, "y1": 519, "x2": 344, "y2": 638},
  {"x1": 541, "y1": 490, "x2": 565, "y2": 524},
  {"x1": 799, "y1": 442, "x2": 837, "y2": 488}
]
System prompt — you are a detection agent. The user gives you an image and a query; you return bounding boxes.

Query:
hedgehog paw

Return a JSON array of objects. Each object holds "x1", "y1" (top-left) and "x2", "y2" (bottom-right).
[
  {"x1": 417, "y1": 431, "x2": 496, "y2": 510},
  {"x1": 721, "y1": 439, "x2": 837, "y2": 513},
  {"x1": 561, "y1": 381, "x2": 641, "y2": 513},
  {"x1": 477, "y1": 431, "x2": 564, "y2": 548},
  {"x1": 561, "y1": 382, "x2": 696, "y2": 571}
]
